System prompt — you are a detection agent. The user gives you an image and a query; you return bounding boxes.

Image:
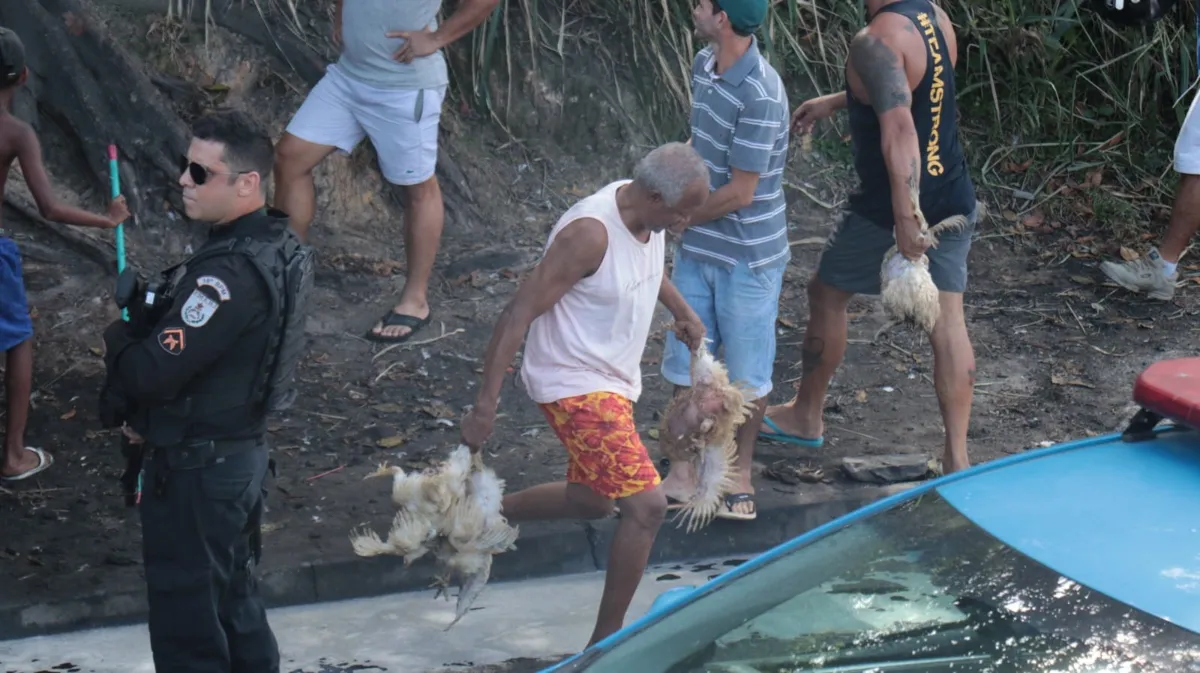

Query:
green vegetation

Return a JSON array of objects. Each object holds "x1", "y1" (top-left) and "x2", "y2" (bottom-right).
[
  {"x1": 159, "y1": 0, "x2": 1198, "y2": 240},
  {"x1": 457, "y1": 0, "x2": 1197, "y2": 240}
]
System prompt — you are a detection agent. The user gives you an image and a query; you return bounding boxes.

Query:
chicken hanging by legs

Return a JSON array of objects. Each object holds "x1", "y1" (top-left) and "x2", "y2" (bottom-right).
[
  {"x1": 877, "y1": 181, "x2": 970, "y2": 339},
  {"x1": 657, "y1": 334, "x2": 756, "y2": 532},
  {"x1": 348, "y1": 445, "x2": 519, "y2": 629}
]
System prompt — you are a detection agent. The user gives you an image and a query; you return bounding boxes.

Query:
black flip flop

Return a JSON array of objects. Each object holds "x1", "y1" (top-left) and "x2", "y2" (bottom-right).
[
  {"x1": 715, "y1": 492, "x2": 757, "y2": 521},
  {"x1": 365, "y1": 311, "x2": 432, "y2": 343}
]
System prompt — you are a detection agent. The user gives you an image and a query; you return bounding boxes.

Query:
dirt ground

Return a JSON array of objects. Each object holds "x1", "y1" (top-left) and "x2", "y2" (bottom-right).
[{"x1": 3, "y1": 3, "x2": 1199, "y2": 646}]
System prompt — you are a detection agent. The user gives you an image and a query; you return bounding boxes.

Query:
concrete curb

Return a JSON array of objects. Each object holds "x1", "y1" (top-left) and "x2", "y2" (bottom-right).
[{"x1": 0, "y1": 481, "x2": 913, "y2": 641}]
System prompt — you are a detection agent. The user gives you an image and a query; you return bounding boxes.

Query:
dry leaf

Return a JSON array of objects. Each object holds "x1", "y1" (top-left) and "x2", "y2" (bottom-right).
[
  {"x1": 1097, "y1": 131, "x2": 1125, "y2": 152},
  {"x1": 1021, "y1": 210, "x2": 1045, "y2": 229},
  {"x1": 419, "y1": 403, "x2": 455, "y2": 419},
  {"x1": 1050, "y1": 373, "x2": 1094, "y2": 389},
  {"x1": 60, "y1": 409, "x2": 76, "y2": 420},
  {"x1": 854, "y1": 389, "x2": 868, "y2": 403},
  {"x1": 376, "y1": 435, "x2": 406, "y2": 448},
  {"x1": 1119, "y1": 246, "x2": 1139, "y2": 262},
  {"x1": 1084, "y1": 168, "x2": 1103, "y2": 188},
  {"x1": 1001, "y1": 209, "x2": 1019, "y2": 222}
]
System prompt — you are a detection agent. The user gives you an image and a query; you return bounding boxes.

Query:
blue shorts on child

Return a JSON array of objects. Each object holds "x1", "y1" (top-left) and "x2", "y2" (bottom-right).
[{"x1": 0, "y1": 237, "x2": 33, "y2": 352}]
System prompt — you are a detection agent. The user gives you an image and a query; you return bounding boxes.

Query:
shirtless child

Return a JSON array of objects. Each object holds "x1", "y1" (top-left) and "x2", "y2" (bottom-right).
[{"x1": 0, "y1": 27, "x2": 129, "y2": 481}]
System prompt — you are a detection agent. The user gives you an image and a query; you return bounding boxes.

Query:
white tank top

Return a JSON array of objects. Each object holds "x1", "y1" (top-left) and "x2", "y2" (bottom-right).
[{"x1": 521, "y1": 180, "x2": 666, "y2": 404}]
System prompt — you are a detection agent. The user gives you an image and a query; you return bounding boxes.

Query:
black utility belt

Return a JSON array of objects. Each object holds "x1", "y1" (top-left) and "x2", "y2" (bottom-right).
[{"x1": 148, "y1": 438, "x2": 263, "y2": 471}]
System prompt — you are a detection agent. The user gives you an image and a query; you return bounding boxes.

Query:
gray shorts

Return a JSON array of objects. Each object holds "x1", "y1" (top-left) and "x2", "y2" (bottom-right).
[{"x1": 816, "y1": 208, "x2": 977, "y2": 295}]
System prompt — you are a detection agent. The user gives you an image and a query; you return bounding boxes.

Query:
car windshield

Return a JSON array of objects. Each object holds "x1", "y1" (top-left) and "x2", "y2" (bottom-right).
[{"x1": 568, "y1": 491, "x2": 1200, "y2": 673}]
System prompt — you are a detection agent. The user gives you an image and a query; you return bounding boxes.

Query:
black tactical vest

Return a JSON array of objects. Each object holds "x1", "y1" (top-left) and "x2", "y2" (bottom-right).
[{"x1": 143, "y1": 209, "x2": 315, "y2": 445}]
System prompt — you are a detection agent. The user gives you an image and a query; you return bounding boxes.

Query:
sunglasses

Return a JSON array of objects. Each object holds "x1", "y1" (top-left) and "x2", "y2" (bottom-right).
[{"x1": 181, "y1": 156, "x2": 250, "y2": 186}]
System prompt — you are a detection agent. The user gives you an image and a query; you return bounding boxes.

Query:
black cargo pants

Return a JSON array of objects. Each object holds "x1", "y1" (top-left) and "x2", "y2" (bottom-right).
[{"x1": 138, "y1": 439, "x2": 280, "y2": 673}]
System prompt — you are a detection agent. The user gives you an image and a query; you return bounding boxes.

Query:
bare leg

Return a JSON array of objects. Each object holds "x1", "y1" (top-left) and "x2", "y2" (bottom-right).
[
  {"x1": 588, "y1": 486, "x2": 666, "y2": 646},
  {"x1": 502, "y1": 482, "x2": 615, "y2": 521},
  {"x1": 761, "y1": 277, "x2": 854, "y2": 439},
  {"x1": 929, "y1": 292, "x2": 974, "y2": 473},
  {"x1": 1, "y1": 340, "x2": 36, "y2": 477},
  {"x1": 370, "y1": 177, "x2": 444, "y2": 340},
  {"x1": 1099, "y1": 174, "x2": 1200, "y2": 300},
  {"x1": 657, "y1": 385, "x2": 695, "y2": 502},
  {"x1": 1158, "y1": 173, "x2": 1200, "y2": 262},
  {"x1": 724, "y1": 397, "x2": 766, "y2": 517},
  {"x1": 272, "y1": 132, "x2": 339, "y2": 243},
  {"x1": 502, "y1": 480, "x2": 666, "y2": 647}
]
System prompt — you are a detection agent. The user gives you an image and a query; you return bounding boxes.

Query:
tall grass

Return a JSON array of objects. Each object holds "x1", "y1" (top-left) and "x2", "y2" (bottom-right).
[
  {"x1": 161, "y1": 0, "x2": 1198, "y2": 235},
  {"x1": 455, "y1": 0, "x2": 1198, "y2": 235}
]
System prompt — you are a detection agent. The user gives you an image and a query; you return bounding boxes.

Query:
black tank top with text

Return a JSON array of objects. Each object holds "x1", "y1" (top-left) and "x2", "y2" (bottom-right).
[{"x1": 845, "y1": 0, "x2": 975, "y2": 229}]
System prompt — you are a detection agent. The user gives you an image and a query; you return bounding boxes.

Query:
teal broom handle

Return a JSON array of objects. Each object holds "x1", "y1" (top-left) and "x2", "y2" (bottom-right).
[{"x1": 107, "y1": 144, "x2": 128, "y2": 322}]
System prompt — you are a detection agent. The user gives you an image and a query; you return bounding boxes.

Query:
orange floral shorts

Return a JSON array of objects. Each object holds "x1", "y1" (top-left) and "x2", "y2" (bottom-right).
[{"x1": 539, "y1": 392, "x2": 662, "y2": 500}]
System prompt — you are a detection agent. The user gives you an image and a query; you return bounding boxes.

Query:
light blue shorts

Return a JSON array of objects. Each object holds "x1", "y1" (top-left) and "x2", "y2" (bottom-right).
[{"x1": 660, "y1": 251, "x2": 784, "y2": 401}]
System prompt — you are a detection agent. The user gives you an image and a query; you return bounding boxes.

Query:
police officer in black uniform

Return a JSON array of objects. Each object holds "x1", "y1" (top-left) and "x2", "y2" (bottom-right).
[{"x1": 101, "y1": 110, "x2": 308, "y2": 673}]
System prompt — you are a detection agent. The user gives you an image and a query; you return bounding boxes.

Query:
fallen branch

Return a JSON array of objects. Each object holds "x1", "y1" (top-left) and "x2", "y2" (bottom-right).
[
  {"x1": 306, "y1": 464, "x2": 345, "y2": 482},
  {"x1": 783, "y1": 180, "x2": 842, "y2": 210},
  {"x1": 372, "y1": 323, "x2": 466, "y2": 361}
]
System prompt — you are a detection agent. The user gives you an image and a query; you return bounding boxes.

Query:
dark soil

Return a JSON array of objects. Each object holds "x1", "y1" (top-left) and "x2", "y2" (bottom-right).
[{"x1": 3, "y1": 1, "x2": 1198, "y2": 653}]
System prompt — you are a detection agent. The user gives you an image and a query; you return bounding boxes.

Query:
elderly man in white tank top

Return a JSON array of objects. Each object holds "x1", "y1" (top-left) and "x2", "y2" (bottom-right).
[{"x1": 461, "y1": 142, "x2": 711, "y2": 648}]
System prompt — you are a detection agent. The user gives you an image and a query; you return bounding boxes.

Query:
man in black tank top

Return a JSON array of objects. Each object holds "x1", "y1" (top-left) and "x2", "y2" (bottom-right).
[{"x1": 756, "y1": 0, "x2": 978, "y2": 476}]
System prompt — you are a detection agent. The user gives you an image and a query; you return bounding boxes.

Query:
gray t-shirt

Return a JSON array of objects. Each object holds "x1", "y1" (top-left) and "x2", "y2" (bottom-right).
[{"x1": 336, "y1": 0, "x2": 449, "y2": 90}]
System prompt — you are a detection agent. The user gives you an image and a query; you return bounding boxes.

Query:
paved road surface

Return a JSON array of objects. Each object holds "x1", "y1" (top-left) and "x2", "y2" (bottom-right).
[{"x1": 1, "y1": 556, "x2": 748, "y2": 672}]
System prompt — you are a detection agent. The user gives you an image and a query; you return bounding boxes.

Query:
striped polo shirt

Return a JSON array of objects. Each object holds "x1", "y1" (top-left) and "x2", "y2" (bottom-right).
[{"x1": 682, "y1": 38, "x2": 791, "y2": 271}]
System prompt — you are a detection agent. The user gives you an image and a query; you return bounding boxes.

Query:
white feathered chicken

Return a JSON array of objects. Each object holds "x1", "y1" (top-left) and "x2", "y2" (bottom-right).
[
  {"x1": 348, "y1": 444, "x2": 518, "y2": 629},
  {"x1": 657, "y1": 335, "x2": 756, "y2": 532},
  {"x1": 878, "y1": 182, "x2": 970, "y2": 337}
]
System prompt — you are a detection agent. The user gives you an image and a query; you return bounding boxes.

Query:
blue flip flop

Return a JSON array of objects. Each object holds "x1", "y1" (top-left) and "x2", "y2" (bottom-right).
[{"x1": 758, "y1": 416, "x2": 825, "y2": 448}]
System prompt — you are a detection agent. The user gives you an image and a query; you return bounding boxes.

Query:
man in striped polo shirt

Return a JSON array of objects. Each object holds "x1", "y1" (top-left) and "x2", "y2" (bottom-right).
[{"x1": 658, "y1": 0, "x2": 789, "y2": 521}]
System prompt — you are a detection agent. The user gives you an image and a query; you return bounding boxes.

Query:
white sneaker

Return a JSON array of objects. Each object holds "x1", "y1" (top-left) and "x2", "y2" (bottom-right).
[{"x1": 1099, "y1": 247, "x2": 1178, "y2": 301}]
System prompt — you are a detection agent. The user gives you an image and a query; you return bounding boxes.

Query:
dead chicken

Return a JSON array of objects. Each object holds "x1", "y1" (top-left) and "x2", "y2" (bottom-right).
[
  {"x1": 878, "y1": 182, "x2": 970, "y2": 338},
  {"x1": 348, "y1": 444, "x2": 519, "y2": 629},
  {"x1": 657, "y1": 335, "x2": 757, "y2": 532}
]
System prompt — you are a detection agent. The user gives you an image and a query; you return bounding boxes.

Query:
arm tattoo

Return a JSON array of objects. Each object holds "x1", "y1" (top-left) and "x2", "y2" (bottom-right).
[{"x1": 849, "y1": 33, "x2": 911, "y2": 115}]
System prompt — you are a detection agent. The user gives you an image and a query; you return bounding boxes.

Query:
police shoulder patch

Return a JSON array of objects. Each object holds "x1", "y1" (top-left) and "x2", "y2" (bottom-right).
[
  {"x1": 180, "y1": 288, "x2": 220, "y2": 328},
  {"x1": 196, "y1": 275, "x2": 231, "y2": 301},
  {"x1": 158, "y1": 327, "x2": 185, "y2": 355}
]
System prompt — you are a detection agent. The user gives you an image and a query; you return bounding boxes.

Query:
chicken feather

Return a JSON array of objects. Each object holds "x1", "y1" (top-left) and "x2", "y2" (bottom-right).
[
  {"x1": 657, "y1": 336, "x2": 756, "y2": 532},
  {"x1": 348, "y1": 444, "x2": 519, "y2": 629},
  {"x1": 878, "y1": 182, "x2": 969, "y2": 337}
]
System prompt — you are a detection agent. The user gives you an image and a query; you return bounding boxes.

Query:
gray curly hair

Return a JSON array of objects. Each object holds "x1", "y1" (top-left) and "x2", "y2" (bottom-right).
[{"x1": 632, "y1": 142, "x2": 709, "y2": 207}]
